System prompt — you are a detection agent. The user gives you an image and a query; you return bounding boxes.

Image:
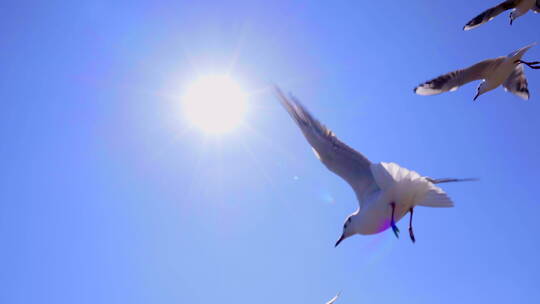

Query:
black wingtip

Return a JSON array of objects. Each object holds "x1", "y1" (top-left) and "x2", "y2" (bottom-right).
[
  {"x1": 460, "y1": 178, "x2": 480, "y2": 182},
  {"x1": 427, "y1": 177, "x2": 480, "y2": 184}
]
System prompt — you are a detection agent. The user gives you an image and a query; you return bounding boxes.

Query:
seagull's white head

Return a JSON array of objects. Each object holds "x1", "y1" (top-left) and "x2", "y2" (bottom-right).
[{"x1": 334, "y1": 213, "x2": 360, "y2": 247}]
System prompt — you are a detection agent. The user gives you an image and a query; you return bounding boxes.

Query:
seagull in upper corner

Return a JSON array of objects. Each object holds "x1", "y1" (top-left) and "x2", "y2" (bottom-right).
[
  {"x1": 414, "y1": 43, "x2": 540, "y2": 101},
  {"x1": 274, "y1": 86, "x2": 476, "y2": 245},
  {"x1": 463, "y1": 0, "x2": 540, "y2": 30},
  {"x1": 325, "y1": 292, "x2": 340, "y2": 304}
]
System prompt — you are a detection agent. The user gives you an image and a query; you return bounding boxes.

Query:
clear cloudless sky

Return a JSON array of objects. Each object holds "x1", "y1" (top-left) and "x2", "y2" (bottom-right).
[{"x1": 2, "y1": 1, "x2": 540, "y2": 303}]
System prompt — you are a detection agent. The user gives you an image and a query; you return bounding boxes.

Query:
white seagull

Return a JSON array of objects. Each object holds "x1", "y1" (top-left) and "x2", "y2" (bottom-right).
[
  {"x1": 414, "y1": 43, "x2": 539, "y2": 101},
  {"x1": 463, "y1": 0, "x2": 540, "y2": 30},
  {"x1": 274, "y1": 86, "x2": 476, "y2": 245},
  {"x1": 325, "y1": 292, "x2": 340, "y2": 304}
]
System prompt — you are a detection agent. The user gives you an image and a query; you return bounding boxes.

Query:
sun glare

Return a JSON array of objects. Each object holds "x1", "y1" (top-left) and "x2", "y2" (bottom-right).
[{"x1": 182, "y1": 75, "x2": 248, "y2": 134}]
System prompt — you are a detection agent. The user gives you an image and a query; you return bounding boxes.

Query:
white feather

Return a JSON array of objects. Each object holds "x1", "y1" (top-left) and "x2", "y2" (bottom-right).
[{"x1": 370, "y1": 162, "x2": 454, "y2": 208}]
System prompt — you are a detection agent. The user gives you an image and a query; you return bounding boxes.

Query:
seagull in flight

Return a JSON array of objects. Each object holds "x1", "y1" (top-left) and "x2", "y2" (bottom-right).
[
  {"x1": 463, "y1": 0, "x2": 540, "y2": 30},
  {"x1": 274, "y1": 86, "x2": 475, "y2": 245},
  {"x1": 414, "y1": 43, "x2": 539, "y2": 101}
]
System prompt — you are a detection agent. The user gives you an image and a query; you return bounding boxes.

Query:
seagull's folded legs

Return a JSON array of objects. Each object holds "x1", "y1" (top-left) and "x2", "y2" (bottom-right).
[
  {"x1": 390, "y1": 202, "x2": 400, "y2": 239},
  {"x1": 408, "y1": 208, "x2": 416, "y2": 243}
]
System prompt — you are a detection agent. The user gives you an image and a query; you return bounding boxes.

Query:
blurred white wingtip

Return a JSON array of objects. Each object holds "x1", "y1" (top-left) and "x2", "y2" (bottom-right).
[{"x1": 325, "y1": 291, "x2": 341, "y2": 304}]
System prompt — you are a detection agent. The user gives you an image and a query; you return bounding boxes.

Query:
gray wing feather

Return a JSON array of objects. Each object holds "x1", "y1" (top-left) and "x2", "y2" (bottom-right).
[
  {"x1": 463, "y1": 0, "x2": 519, "y2": 30},
  {"x1": 503, "y1": 64, "x2": 530, "y2": 100},
  {"x1": 274, "y1": 86, "x2": 377, "y2": 204},
  {"x1": 414, "y1": 59, "x2": 500, "y2": 96}
]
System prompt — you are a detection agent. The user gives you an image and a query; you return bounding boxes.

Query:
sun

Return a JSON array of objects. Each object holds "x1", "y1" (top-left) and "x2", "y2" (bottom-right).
[{"x1": 182, "y1": 75, "x2": 248, "y2": 134}]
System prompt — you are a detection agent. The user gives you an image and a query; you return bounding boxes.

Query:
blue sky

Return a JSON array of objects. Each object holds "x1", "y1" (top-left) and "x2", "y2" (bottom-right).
[{"x1": 2, "y1": 1, "x2": 540, "y2": 303}]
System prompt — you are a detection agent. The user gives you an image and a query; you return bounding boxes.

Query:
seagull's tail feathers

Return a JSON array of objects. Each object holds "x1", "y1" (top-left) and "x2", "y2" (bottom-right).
[
  {"x1": 415, "y1": 177, "x2": 476, "y2": 207},
  {"x1": 370, "y1": 162, "x2": 454, "y2": 208},
  {"x1": 417, "y1": 189, "x2": 454, "y2": 208}
]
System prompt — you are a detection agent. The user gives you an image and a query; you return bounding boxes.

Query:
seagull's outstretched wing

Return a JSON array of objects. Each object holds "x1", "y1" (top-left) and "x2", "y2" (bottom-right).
[
  {"x1": 463, "y1": 0, "x2": 519, "y2": 30},
  {"x1": 414, "y1": 58, "x2": 502, "y2": 96},
  {"x1": 274, "y1": 86, "x2": 378, "y2": 206},
  {"x1": 503, "y1": 64, "x2": 529, "y2": 100},
  {"x1": 325, "y1": 292, "x2": 340, "y2": 304}
]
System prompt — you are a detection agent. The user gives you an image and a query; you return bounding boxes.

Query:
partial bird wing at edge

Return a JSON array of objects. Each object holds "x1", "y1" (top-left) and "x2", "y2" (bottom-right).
[
  {"x1": 503, "y1": 64, "x2": 529, "y2": 100},
  {"x1": 325, "y1": 292, "x2": 340, "y2": 304},
  {"x1": 533, "y1": 0, "x2": 540, "y2": 13},
  {"x1": 463, "y1": 0, "x2": 519, "y2": 30},
  {"x1": 274, "y1": 86, "x2": 378, "y2": 208}
]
